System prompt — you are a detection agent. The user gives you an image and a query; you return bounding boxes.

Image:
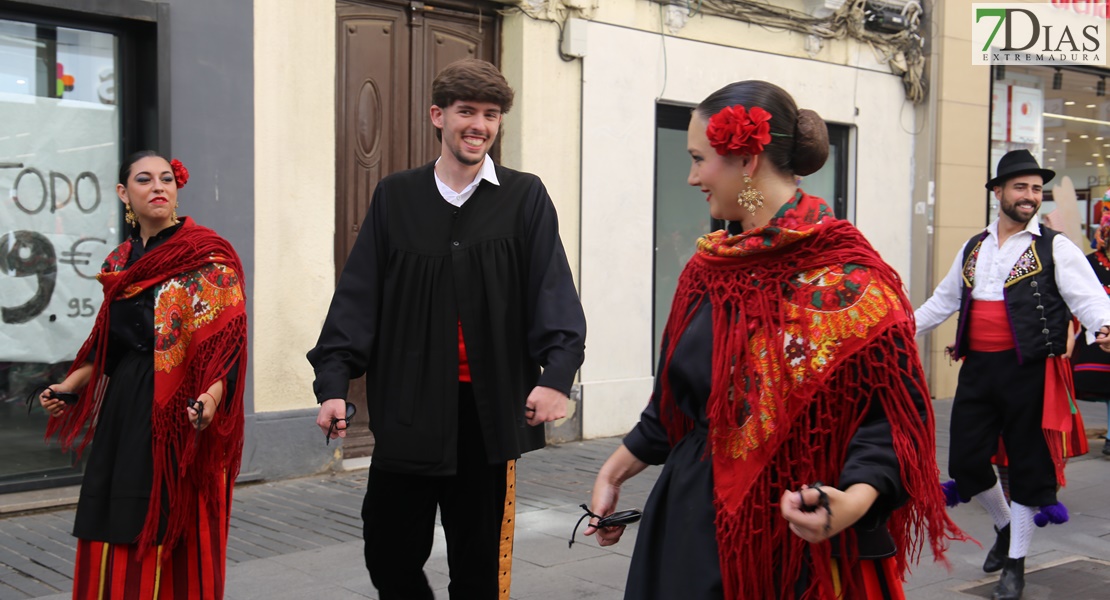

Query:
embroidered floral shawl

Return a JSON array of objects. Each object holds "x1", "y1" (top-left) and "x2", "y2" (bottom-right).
[
  {"x1": 658, "y1": 191, "x2": 963, "y2": 599},
  {"x1": 47, "y1": 217, "x2": 248, "y2": 555}
]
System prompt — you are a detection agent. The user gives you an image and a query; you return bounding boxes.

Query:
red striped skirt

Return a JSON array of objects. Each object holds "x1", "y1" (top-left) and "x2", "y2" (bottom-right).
[
  {"x1": 831, "y1": 556, "x2": 906, "y2": 600},
  {"x1": 72, "y1": 474, "x2": 232, "y2": 599}
]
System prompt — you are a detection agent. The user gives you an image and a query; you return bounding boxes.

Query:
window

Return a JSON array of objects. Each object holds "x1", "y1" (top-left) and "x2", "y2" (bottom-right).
[
  {"x1": 992, "y1": 64, "x2": 1110, "y2": 245},
  {"x1": 0, "y1": 16, "x2": 122, "y2": 492},
  {"x1": 652, "y1": 105, "x2": 854, "y2": 369},
  {"x1": 804, "y1": 124, "x2": 852, "y2": 221},
  {"x1": 653, "y1": 104, "x2": 712, "y2": 368}
]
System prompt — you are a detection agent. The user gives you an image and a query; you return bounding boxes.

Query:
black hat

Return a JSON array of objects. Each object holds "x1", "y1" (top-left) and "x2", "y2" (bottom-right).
[{"x1": 986, "y1": 149, "x2": 1055, "y2": 190}]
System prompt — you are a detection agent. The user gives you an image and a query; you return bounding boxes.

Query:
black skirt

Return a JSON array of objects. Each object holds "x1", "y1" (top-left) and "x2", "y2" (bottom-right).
[{"x1": 72, "y1": 348, "x2": 155, "y2": 544}]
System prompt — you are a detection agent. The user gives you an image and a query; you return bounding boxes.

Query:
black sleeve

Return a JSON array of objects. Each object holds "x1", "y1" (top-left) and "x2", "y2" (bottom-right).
[
  {"x1": 524, "y1": 178, "x2": 587, "y2": 396},
  {"x1": 306, "y1": 184, "x2": 389, "y2": 403},
  {"x1": 622, "y1": 336, "x2": 672, "y2": 466},
  {"x1": 837, "y1": 338, "x2": 928, "y2": 529},
  {"x1": 219, "y1": 357, "x2": 240, "y2": 412}
]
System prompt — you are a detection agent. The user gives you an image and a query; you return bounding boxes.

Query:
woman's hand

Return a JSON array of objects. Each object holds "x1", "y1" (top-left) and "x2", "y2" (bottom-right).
[
  {"x1": 780, "y1": 483, "x2": 879, "y2": 543},
  {"x1": 187, "y1": 392, "x2": 219, "y2": 431},
  {"x1": 583, "y1": 479, "x2": 626, "y2": 546},
  {"x1": 38, "y1": 363, "x2": 93, "y2": 417},
  {"x1": 582, "y1": 444, "x2": 649, "y2": 547},
  {"x1": 39, "y1": 384, "x2": 73, "y2": 417}
]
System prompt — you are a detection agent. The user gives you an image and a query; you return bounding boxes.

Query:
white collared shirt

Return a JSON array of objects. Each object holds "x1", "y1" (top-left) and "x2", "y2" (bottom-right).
[
  {"x1": 915, "y1": 216, "x2": 1110, "y2": 343},
  {"x1": 434, "y1": 155, "x2": 499, "y2": 207}
]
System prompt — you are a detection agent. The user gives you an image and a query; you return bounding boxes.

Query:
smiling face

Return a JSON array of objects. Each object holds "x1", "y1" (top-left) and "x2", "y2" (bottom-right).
[
  {"x1": 687, "y1": 114, "x2": 747, "y2": 221},
  {"x1": 430, "y1": 100, "x2": 502, "y2": 168},
  {"x1": 117, "y1": 155, "x2": 178, "y2": 232},
  {"x1": 994, "y1": 174, "x2": 1043, "y2": 226}
]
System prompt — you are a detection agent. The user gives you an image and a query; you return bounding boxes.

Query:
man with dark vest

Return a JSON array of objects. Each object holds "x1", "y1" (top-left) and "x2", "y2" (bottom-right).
[{"x1": 916, "y1": 149, "x2": 1110, "y2": 600}]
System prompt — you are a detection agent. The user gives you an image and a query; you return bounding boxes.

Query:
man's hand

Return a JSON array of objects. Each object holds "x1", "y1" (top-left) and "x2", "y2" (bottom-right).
[
  {"x1": 524, "y1": 386, "x2": 567, "y2": 426},
  {"x1": 1096, "y1": 325, "x2": 1110, "y2": 352},
  {"x1": 317, "y1": 398, "x2": 349, "y2": 441}
]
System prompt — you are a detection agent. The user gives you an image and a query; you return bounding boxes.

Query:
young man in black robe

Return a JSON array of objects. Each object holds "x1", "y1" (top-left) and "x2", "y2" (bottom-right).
[{"x1": 307, "y1": 59, "x2": 586, "y2": 599}]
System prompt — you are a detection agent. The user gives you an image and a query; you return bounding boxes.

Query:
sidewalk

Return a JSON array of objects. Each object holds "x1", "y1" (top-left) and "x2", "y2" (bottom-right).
[{"x1": 1, "y1": 400, "x2": 1108, "y2": 600}]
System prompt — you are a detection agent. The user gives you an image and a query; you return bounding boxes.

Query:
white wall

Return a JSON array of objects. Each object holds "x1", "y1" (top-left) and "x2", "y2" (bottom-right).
[
  {"x1": 577, "y1": 21, "x2": 917, "y2": 438},
  {"x1": 501, "y1": 13, "x2": 583, "y2": 283},
  {"x1": 253, "y1": 0, "x2": 335, "y2": 412}
]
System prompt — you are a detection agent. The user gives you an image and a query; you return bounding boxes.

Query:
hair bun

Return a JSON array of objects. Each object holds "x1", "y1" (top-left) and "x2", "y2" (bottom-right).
[{"x1": 791, "y1": 109, "x2": 829, "y2": 176}]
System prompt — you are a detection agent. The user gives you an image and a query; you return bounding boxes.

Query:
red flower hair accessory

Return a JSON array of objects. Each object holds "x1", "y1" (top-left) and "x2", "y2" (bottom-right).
[
  {"x1": 706, "y1": 104, "x2": 773, "y2": 157},
  {"x1": 170, "y1": 158, "x2": 189, "y2": 188}
]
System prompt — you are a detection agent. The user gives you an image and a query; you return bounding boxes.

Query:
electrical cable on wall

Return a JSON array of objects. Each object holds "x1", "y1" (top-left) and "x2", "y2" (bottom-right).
[
  {"x1": 500, "y1": 1, "x2": 596, "y2": 63},
  {"x1": 649, "y1": 0, "x2": 928, "y2": 104}
]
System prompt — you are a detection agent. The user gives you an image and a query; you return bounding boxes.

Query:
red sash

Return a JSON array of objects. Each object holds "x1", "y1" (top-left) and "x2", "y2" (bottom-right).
[{"x1": 967, "y1": 301, "x2": 1014, "y2": 352}]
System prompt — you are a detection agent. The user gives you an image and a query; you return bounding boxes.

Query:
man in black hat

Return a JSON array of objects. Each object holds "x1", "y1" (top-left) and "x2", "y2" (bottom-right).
[{"x1": 916, "y1": 149, "x2": 1110, "y2": 600}]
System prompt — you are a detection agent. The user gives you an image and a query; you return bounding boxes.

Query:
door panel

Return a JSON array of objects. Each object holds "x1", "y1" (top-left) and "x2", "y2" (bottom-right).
[
  {"x1": 336, "y1": 2, "x2": 409, "y2": 267},
  {"x1": 334, "y1": 0, "x2": 498, "y2": 460},
  {"x1": 410, "y1": 7, "x2": 497, "y2": 163},
  {"x1": 335, "y1": 1, "x2": 410, "y2": 458}
]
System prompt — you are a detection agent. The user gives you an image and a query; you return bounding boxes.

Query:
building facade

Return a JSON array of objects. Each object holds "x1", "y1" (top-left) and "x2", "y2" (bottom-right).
[
  {"x1": 924, "y1": 0, "x2": 1110, "y2": 398},
  {"x1": 1, "y1": 0, "x2": 938, "y2": 505}
]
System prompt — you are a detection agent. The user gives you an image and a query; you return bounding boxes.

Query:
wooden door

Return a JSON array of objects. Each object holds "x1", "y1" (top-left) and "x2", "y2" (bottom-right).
[
  {"x1": 335, "y1": 0, "x2": 499, "y2": 459},
  {"x1": 408, "y1": 1, "x2": 499, "y2": 163}
]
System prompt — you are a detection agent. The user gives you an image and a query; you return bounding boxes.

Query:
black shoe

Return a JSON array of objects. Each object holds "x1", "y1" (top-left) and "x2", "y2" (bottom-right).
[
  {"x1": 991, "y1": 557, "x2": 1025, "y2": 600},
  {"x1": 983, "y1": 524, "x2": 1011, "y2": 573},
  {"x1": 1102, "y1": 437, "x2": 1110, "y2": 456}
]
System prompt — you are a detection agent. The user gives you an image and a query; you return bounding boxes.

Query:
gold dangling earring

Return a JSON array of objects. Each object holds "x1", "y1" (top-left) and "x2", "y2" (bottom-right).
[
  {"x1": 737, "y1": 173, "x2": 765, "y2": 214},
  {"x1": 124, "y1": 204, "x2": 137, "y2": 226},
  {"x1": 171, "y1": 203, "x2": 178, "y2": 223}
]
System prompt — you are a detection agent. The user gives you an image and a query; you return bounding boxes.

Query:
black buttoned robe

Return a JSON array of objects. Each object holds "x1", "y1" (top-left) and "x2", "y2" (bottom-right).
[{"x1": 308, "y1": 161, "x2": 586, "y2": 475}]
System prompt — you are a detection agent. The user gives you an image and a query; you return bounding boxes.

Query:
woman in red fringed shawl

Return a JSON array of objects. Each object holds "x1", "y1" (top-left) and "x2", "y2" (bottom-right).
[
  {"x1": 1072, "y1": 209, "x2": 1110, "y2": 457},
  {"x1": 39, "y1": 152, "x2": 248, "y2": 599},
  {"x1": 582, "y1": 82, "x2": 965, "y2": 599}
]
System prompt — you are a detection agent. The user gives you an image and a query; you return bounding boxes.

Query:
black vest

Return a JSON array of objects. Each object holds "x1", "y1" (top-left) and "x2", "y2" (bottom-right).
[{"x1": 953, "y1": 227, "x2": 1070, "y2": 364}]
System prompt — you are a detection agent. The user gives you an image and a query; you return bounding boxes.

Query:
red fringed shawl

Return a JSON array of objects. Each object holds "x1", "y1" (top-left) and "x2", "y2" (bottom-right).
[
  {"x1": 658, "y1": 192, "x2": 964, "y2": 599},
  {"x1": 46, "y1": 217, "x2": 248, "y2": 556}
]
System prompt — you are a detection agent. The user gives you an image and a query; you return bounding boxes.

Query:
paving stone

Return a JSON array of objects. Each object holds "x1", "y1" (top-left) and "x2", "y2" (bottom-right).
[
  {"x1": 5, "y1": 429, "x2": 1110, "y2": 599},
  {"x1": 960, "y1": 557, "x2": 1109, "y2": 599}
]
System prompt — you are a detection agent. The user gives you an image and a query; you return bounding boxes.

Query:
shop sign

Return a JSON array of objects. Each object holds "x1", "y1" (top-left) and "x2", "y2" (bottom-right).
[
  {"x1": 1010, "y1": 85, "x2": 1045, "y2": 144},
  {"x1": 1, "y1": 96, "x2": 119, "y2": 363},
  {"x1": 1050, "y1": 0, "x2": 1109, "y2": 20},
  {"x1": 973, "y1": 3, "x2": 1106, "y2": 65},
  {"x1": 992, "y1": 83, "x2": 1010, "y2": 141}
]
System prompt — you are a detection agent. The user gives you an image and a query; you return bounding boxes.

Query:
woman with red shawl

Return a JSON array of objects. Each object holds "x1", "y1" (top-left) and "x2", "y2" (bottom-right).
[
  {"x1": 582, "y1": 82, "x2": 963, "y2": 599},
  {"x1": 39, "y1": 151, "x2": 248, "y2": 599},
  {"x1": 1071, "y1": 210, "x2": 1110, "y2": 456}
]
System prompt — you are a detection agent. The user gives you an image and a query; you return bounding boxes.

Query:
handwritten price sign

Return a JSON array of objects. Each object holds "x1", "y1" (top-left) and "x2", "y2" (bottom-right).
[
  {"x1": 1, "y1": 96, "x2": 119, "y2": 363},
  {"x1": 0, "y1": 231, "x2": 107, "y2": 323}
]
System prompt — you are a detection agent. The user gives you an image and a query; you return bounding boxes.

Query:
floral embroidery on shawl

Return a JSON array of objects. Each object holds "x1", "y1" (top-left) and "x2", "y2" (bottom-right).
[{"x1": 153, "y1": 264, "x2": 244, "y2": 373}]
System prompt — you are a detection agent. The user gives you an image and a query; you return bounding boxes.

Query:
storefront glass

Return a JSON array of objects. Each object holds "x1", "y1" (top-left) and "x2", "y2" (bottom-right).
[
  {"x1": 992, "y1": 65, "x2": 1110, "y2": 247},
  {"x1": 0, "y1": 18, "x2": 121, "y2": 491}
]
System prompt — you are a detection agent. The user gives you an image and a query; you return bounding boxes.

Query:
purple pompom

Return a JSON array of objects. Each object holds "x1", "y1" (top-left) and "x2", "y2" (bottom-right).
[
  {"x1": 1035, "y1": 502, "x2": 1069, "y2": 527},
  {"x1": 941, "y1": 480, "x2": 967, "y2": 508}
]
